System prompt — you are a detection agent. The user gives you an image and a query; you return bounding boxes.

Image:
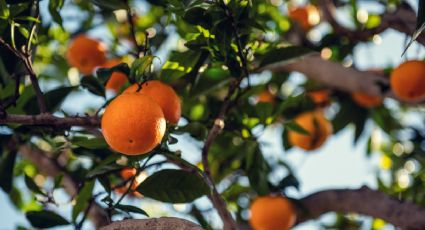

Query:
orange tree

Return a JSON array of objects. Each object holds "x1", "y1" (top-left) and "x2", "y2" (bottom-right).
[{"x1": 0, "y1": 0, "x2": 424, "y2": 229}]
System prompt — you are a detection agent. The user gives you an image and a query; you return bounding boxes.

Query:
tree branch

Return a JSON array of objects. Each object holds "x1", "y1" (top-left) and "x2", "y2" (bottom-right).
[
  {"x1": 297, "y1": 186, "x2": 425, "y2": 229},
  {"x1": 262, "y1": 54, "x2": 388, "y2": 97},
  {"x1": 100, "y1": 217, "x2": 203, "y2": 230},
  {"x1": 0, "y1": 114, "x2": 100, "y2": 127},
  {"x1": 18, "y1": 144, "x2": 109, "y2": 228},
  {"x1": 318, "y1": 0, "x2": 425, "y2": 45}
]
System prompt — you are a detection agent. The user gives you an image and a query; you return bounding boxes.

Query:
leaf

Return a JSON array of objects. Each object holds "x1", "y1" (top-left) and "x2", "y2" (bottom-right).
[
  {"x1": 0, "y1": 0, "x2": 10, "y2": 19},
  {"x1": 72, "y1": 180, "x2": 95, "y2": 222},
  {"x1": 80, "y1": 75, "x2": 105, "y2": 97},
  {"x1": 276, "y1": 174, "x2": 299, "y2": 191},
  {"x1": 402, "y1": 0, "x2": 425, "y2": 56},
  {"x1": 115, "y1": 204, "x2": 149, "y2": 216},
  {"x1": 259, "y1": 46, "x2": 315, "y2": 68},
  {"x1": 97, "y1": 63, "x2": 130, "y2": 84},
  {"x1": 91, "y1": 0, "x2": 127, "y2": 10},
  {"x1": 72, "y1": 136, "x2": 108, "y2": 149},
  {"x1": 0, "y1": 150, "x2": 17, "y2": 193},
  {"x1": 129, "y1": 56, "x2": 155, "y2": 82},
  {"x1": 24, "y1": 86, "x2": 75, "y2": 114},
  {"x1": 48, "y1": 0, "x2": 64, "y2": 26},
  {"x1": 26, "y1": 210, "x2": 70, "y2": 228},
  {"x1": 136, "y1": 169, "x2": 210, "y2": 203},
  {"x1": 86, "y1": 154, "x2": 122, "y2": 179},
  {"x1": 284, "y1": 121, "x2": 309, "y2": 135},
  {"x1": 24, "y1": 174, "x2": 45, "y2": 195},
  {"x1": 245, "y1": 142, "x2": 269, "y2": 196}
]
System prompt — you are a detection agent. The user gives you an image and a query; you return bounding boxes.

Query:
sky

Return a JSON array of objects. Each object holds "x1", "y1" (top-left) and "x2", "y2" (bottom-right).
[{"x1": 1, "y1": 0, "x2": 424, "y2": 229}]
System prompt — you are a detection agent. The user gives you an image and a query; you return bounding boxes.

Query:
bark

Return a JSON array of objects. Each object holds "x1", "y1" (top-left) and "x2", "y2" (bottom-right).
[
  {"x1": 0, "y1": 114, "x2": 100, "y2": 127},
  {"x1": 100, "y1": 217, "x2": 203, "y2": 230},
  {"x1": 262, "y1": 54, "x2": 388, "y2": 96},
  {"x1": 18, "y1": 145, "x2": 109, "y2": 228},
  {"x1": 297, "y1": 186, "x2": 425, "y2": 230}
]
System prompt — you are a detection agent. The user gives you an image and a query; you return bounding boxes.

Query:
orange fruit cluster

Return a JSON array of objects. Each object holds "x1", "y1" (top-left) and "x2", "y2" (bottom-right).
[
  {"x1": 288, "y1": 5, "x2": 320, "y2": 31},
  {"x1": 390, "y1": 60, "x2": 425, "y2": 102},
  {"x1": 66, "y1": 35, "x2": 128, "y2": 93},
  {"x1": 288, "y1": 110, "x2": 332, "y2": 151},
  {"x1": 102, "y1": 80, "x2": 181, "y2": 155},
  {"x1": 250, "y1": 196, "x2": 296, "y2": 230}
]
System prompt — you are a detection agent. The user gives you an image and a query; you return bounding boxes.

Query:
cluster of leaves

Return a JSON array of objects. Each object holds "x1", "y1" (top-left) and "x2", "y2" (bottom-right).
[{"x1": 0, "y1": 0, "x2": 424, "y2": 229}]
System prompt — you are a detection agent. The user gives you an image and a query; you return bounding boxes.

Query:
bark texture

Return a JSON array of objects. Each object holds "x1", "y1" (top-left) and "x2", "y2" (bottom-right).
[{"x1": 100, "y1": 217, "x2": 203, "y2": 230}]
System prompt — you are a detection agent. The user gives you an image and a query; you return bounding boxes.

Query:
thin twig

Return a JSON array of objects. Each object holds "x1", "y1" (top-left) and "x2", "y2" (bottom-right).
[{"x1": 126, "y1": 5, "x2": 143, "y2": 56}]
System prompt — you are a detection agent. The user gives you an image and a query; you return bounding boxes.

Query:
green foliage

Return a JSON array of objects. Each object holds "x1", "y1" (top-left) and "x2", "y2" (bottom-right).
[
  {"x1": 137, "y1": 169, "x2": 210, "y2": 203},
  {"x1": 26, "y1": 210, "x2": 70, "y2": 228}
]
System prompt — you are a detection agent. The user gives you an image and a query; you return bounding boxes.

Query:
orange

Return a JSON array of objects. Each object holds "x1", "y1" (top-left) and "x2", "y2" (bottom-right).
[
  {"x1": 120, "y1": 168, "x2": 137, "y2": 180},
  {"x1": 115, "y1": 168, "x2": 145, "y2": 197},
  {"x1": 288, "y1": 5, "x2": 320, "y2": 31},
  {"x1": 102, "y1": 59, "x2": 128, "y2": 93},
  {"x1": 390, "y1": 60, "x2": 425, "y2": 102},
  {"x1": 307, "y1": 90, "x2": 330, "y2": 106},
  {"x1": 66, "y1": 35, "x2": 107, "y2": 75},
  {"x1": 288, "y1": 110, "x2": 332, "y2": 151},
  {"x1": 250, "y1": 196, "x2": 296, "y2": 230},
  {"x1": 351, "y1": 92, "x2": 382, "y2": 108},
  {"x1": 257, "y1": 90, "x2": 275, "y2": 103},
  {"x1": 101, "y1": 93, "x2": 166, "y2": 155},
  {"x1": 124, "y1": 80, "x2": 181, "y2": 124}
]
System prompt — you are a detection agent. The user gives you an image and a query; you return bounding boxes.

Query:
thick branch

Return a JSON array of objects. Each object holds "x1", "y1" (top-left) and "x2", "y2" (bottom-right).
[
  {"x1": 263, "y1": 54, "x2": 388, "y2": 96},
  {"x1": 100, "y1": 217, "x2": 203, "y2": 230},
  {"x1": 297, "y1": 186, "x2": 425, "y2": 229},
  {"x1": 0, "y1": 114, "x2": 100, "y2": 127},
  {"x1": 18, "y1": 145, "x2": 109, "y2": 228}
]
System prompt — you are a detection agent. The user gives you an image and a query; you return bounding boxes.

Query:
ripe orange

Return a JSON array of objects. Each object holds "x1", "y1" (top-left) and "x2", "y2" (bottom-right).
[
  {"x1": 101, "y1": 93, "x2": 166, "y2": 155},
  {"x1": 390, "y1": 60, "x2": 425, "y2": 102},
  {"x1": 257, "y1": 90, "x2": 275, "y2": 103},
  {"x1": 124, "y1": 80, "x2": 181, "y2": 124},
  {"x1": 66, "y1": 35, "x2": 107, "y2": 75},
  {"x1": 351, "y1": 92, "x2": 382, "y2": 108},
  {"x1": 288, "y1": 5, "x2": 320, "y2": 31},
  {"x1": 102, "y1": 59, "x2": 128, "y2": 93},
  {"x1": 307, "y1": 90, "x2": 330, "y2": 106},
  {"x1": 288, "y1": 110, "x2": 332, "y2": 151},
  {"x1": 250, "y1": 196, "x2": 296, "y2": 230},
  {"x1": 115, "y1": 168, "x2": 145, "y2": 197}
]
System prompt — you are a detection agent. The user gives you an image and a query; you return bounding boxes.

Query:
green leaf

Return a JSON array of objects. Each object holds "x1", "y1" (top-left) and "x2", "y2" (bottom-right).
[
  {"x1": 86, "y1": 154, "x2": 122, "y2": 179},
  {"x1": 26, "y1": 210, "x2": 70, "y2": 228},
  {"x1": 115, "y1": 204, "x2": 149, "y2": 216},
  {"x1": 130, "y1": 56, "x2": 155, "y2": 82},
  {"x1": 80, "y1": 75, "x2": 105, "y2": 97},
  {"x1": 72, "y1": 180, "x2": 95, "y2": 222},
  {"x1": 276, "y1": 174, "x2": 299, "y2": 191},
  {"x1": 0, "y1": 150, "x2": 17, "y2": 193},
  {"x1": 259, "y1": 46, "x2": 315, "y2": 68},
  {"x1": 24, "y1": 86, "x2": 75, "y2": 114},
  {"x1": 48, "y1": 0, "x2": 64, "y2": 26},
  {"x1": 245, "y1": 142, "x2": 269, "y2": 196},
  {"x1": 24, "y1": 174, "x2": 45, "y2": 195},
  {"x1": 284, "y1": 121, "x2": 310, "y2": 135},
  {"x1": 91, "y1": 0, "x2": 127, "y2": 10},
  {"x1": 0, "y1": 0, "x2": 10, "y2": 19},
  {"x1": 137, "y1": 169, "x2": 210, "y2": 203},
  {"x1": 72, "y1": 136, "x2": 108, "y2": 149}
]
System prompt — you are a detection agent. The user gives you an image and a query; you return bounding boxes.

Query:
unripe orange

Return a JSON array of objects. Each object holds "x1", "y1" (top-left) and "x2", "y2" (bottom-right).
[
  {"x1": 288, "y1": 110, "x2": 332, "y2": 151},
  {"x1": 101, "y1": 93, "x2": 166, "y2": 155},
  {"x1": 124, "y1": 80, "x2": 181, "y2": 124},
  {"x1": 250, "y1": 196, "x2": 296, "y2": 230},
  {"x1": 66, "y1": 35, "x2": 107, "y2": 75},
  {"x1": 390, "y1": 60, "x2": 425, "y2": 102}
]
